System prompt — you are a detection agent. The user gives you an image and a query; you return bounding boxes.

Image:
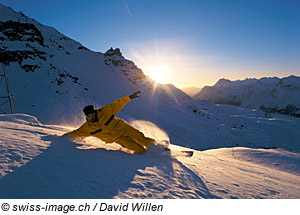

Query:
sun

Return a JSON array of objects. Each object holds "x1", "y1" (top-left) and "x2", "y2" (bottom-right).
[{"x1": 148, "y1": 65, "x2": 170, "y2": 84}]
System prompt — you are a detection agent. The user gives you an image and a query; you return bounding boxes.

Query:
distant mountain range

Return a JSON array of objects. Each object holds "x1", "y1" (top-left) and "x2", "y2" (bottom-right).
[
  {"x1": 180, "y1": 87, "x2": 202, "y2": 97},
  {"x1": 194, "y1": 76, "x2": 300, "y2": 117}
]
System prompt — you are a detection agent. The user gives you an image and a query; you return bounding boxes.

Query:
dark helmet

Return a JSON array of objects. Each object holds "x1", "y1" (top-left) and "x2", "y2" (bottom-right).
[{"x1": 83, "y1": 105, "x2": 95, "y2": 115}]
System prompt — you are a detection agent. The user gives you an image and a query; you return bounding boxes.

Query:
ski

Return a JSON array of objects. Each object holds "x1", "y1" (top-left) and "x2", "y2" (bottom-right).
[
  {"x1": 148, "y1": 140, "x2": 194, "y2": 157},
  {"x1": 165, "y1": 148, "x2": 194, "y2": 157}
]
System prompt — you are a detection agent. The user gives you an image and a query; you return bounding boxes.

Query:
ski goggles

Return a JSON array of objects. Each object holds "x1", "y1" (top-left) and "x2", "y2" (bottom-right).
[{"x1": 86, "y1": 112, "x2": 96, "y2": 123}]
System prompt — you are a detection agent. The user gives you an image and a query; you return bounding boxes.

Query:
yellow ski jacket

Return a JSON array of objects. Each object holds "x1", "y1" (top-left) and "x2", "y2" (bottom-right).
[{"x1": 64, "y1": 96, "x2": 131, "y2": 143}]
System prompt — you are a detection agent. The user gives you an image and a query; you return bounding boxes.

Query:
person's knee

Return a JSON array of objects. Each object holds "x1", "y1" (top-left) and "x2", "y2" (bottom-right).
[
  {"x1": 134, "y1": 147, "x2": 147, "y2": 154},
  {"x1": 116, "y1": 139, "x2": 147, "y2": 154}
]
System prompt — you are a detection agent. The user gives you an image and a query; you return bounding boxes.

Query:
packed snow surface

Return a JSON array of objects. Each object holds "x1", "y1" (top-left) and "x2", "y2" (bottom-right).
[{"x1": 1, "y1": 114, "x2": 299, "y2": 199}]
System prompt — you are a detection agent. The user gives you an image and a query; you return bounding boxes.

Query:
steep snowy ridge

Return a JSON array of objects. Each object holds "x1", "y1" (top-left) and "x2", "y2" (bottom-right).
[
  {"x1": 0, "y1": 3, "x2": 192, "y2": 125},
  {"x1": 194, "y1": 76, "x2": 300, "y2": 117}
]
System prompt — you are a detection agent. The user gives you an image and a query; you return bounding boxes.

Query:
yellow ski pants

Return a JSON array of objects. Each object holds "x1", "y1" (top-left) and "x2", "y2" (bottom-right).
[{"x1": 115, "y1": 122, "x2": 155, "y2": 154}]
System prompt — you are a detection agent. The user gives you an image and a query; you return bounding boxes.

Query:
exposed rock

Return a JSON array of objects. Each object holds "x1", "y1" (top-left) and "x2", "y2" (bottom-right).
[
  {"x1": 0, "y1": 20, "x2": 45, "y2": 46},
  {"x1": 104, "y1": 47, "x2": 123, "y2": 57}
]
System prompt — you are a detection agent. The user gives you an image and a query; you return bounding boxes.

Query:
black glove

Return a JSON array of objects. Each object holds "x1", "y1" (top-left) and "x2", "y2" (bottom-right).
[{"x1": 129, "y1": 90, "x2": 142, "y2": 99}]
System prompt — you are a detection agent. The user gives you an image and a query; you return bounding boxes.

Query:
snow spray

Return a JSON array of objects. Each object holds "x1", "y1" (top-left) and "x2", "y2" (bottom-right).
[
  {"x1": 129, "y1": 120, "x2": 170, "y2": 142},
  {"x1": 129, "y1": 120, "x2": 171, "y2": 153}
]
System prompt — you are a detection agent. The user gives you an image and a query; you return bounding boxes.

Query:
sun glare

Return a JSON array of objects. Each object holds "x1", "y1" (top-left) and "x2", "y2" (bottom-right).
[{"x1": 148, "y1": 65, "x2": 170, "y2": 84}]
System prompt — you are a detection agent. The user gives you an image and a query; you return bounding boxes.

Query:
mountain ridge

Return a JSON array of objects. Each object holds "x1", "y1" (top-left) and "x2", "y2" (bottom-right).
[
  {"x1": 0, "y1": 3, "x2": 192, "y2": 126},
  {"x1": 194, "y1": 75, "x2": 300, "y2": 117}
]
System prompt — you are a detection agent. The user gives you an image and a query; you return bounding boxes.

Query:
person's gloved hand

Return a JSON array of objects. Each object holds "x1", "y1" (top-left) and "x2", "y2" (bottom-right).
[{"x1": 129, "y1": 90, "x2": 142, "y2": 99}]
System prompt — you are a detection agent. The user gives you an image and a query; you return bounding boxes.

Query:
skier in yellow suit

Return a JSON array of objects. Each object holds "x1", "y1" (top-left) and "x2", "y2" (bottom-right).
[{"x1": 64, "y1": 90, "x2": 155, "y2": 154}]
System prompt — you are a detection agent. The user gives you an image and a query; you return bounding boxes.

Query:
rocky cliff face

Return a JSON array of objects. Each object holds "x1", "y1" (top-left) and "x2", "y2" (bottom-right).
[
  {"x1": 0, "y1": 20, "x2": 47, "y2": 72},
  {"x1": 103, "y1": 47, "x2": 151, "y2": 86}
]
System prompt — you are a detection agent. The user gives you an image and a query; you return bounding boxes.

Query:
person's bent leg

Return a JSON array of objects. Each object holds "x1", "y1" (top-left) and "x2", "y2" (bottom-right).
[
  {"x1": 122, "y1": 124, "x2": 155, "y2": 147},
  {"x1": 115, "y1": 136, "x2": 147, "y2": 154}
]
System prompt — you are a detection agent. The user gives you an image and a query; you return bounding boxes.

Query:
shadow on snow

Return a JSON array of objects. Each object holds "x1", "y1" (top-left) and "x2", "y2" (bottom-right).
[{"x1": 0, "y1": 135, "x2": 214, "y2": 198}]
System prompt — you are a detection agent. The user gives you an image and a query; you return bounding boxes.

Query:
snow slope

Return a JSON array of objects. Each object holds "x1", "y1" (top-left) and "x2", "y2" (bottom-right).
[
  {"x1": 194, "y1": 76, "x2": 300, "y2": 117},
  {"x1": 0, "y1": 114, "x2": 299, "y2": 198}
]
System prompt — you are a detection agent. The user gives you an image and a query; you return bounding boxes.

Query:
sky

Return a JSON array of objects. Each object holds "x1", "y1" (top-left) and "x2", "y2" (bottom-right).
[{"x1": 1, "y1": 0, "x2": 300, "y2": 88}]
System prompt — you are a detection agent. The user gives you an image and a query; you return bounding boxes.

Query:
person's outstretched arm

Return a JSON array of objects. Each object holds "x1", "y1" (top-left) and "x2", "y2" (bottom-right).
[
  {"x1": 102, "y1": 90, "x2": 142, "y2": 115},
  {"x1": 63, "y1": 123, "x2": 91, "y2": 138}
]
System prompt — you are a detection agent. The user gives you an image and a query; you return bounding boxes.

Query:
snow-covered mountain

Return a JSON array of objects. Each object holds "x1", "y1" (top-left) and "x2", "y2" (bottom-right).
[
  {"x1": 0, "y1": 4, "x2": 190, "y2": 125},
  {"x1": 1, "y1": 4, "x2": 300, "y2": 199},
  {"x1": 194, "y1": 76, "x2": 300, "y2": 117}
]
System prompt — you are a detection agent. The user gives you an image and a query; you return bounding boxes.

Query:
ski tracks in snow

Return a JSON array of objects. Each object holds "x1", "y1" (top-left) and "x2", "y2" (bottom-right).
[
  {"x1": 115, "y1": 150, "x2": 213, "y2": 199},
  {"x1": 179, "y1": 148, "x2": 300, "y2": 199}
]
